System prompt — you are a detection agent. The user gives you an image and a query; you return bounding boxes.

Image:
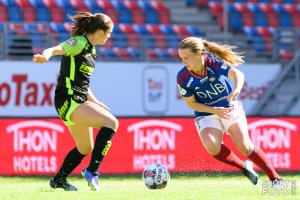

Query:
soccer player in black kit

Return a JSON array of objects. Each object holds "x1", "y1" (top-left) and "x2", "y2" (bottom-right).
[{"x1": 33, "y1": 12, "x2": 118, "y2": 191}]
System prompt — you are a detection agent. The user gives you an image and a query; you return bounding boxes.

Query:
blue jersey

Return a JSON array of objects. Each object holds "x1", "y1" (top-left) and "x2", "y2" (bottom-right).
[{"x1": 177, "y1": 54, "x2": 232, "y2": 117}]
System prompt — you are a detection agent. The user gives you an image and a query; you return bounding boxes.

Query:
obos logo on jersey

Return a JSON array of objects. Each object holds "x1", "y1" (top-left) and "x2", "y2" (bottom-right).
[{"x1": 127, "y1": 120, "x2": 182, "y2": 171}]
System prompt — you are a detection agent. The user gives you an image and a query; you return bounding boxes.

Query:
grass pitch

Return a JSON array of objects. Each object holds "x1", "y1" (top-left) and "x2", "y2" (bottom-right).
[{"x1": 0, "y1": 172, "x2": 299, "y2": 200}]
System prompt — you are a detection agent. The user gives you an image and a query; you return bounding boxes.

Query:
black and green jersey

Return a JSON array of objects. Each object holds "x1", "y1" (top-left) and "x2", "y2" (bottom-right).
[{"x1": 56, "y1": 35, "x2": 96, "y2": 100}]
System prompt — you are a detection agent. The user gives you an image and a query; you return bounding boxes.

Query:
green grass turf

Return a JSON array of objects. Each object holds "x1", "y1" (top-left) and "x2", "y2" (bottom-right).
[{"x1": 0, "y1": 172, "x2": 299, "y2": 200}]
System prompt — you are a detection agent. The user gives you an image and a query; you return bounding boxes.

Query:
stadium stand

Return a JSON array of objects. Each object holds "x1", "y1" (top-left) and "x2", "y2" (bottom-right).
[
  {"x1": 0, "y1": 0, "x2": 206, "y2": 61},
  {"x1": 0, "y1": 0, "x2": 298, "y2": 63},
  {"x1": 206, "y1": 0, "x2": 300, "y2": 62}
]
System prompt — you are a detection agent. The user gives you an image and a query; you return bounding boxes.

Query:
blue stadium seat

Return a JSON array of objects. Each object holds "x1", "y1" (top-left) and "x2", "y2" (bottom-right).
[
  {"x1": 185, "y1": 25, "x2": 204, "y2": 36},
  {"x1": 99, "y1": 47, "x2": 117, "y2": 59},
  {"x1": 127, "y1": 47, "x2": 141, "y2": 59}
]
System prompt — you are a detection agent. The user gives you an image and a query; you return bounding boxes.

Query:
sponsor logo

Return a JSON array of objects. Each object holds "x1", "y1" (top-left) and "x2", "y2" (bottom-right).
[
  {"x1": 196, "y1": 83, "x2": 226, "y2": 99},
  {"x1": 207, "y1": 67, "x2": 215, "y2": 75},
  {"x1": 58, "y1": 100, "x2": 69, "y2": 118},
  {"x1": 128, "y1": 120, "x2": 182, "y2": 170},
  {"x1": 209, "y1": 77, "x2": 216, "y2": 82},
  {"x1": 248, "y1": 119, "x2": 297, "y2": 169},
  {"x1": 186, "y1": 77, "x2": 193, "y2": 87},
  {"x1": 66, "y1": 38, "x2": 77, "y2": 46},
  {"x1": 240, "y1": 81, "x2": 273, "y2": 101},
  {"x1": 6, "y1": 120, "x2": 64, "y2": 173},
  {"x1": 101, "y1": 141, "x2": 112, "y2": 156},
  {"x1": 0, "y1": 74, "x2": 54, "y2": 106},
  {"x1": 143, "y1": 67, "x2": 168, "y2": 114},
  {"x1": 83, "y1": 53, "x2": 92, "y2": 60},
  {"x1": 85, "y1": 44, "x2": 90, "y2": 50},
  {"x1": 177, "y1": 84, "x2": 187, "y2": 95},
  {"x1": 79, "y1": 64, "x2": 94, "y2": 75},
  {"x1": 221, "y1": 63, "x2": 228, "y2": 70},
  {"x1": 200, "y1": 76, "x2": 208, "y2": 84}
]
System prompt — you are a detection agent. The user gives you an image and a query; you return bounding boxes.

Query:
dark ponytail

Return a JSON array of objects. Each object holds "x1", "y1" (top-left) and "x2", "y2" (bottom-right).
[{"x1": 70, "y1": 11, "x2": 113, "y2": 36}]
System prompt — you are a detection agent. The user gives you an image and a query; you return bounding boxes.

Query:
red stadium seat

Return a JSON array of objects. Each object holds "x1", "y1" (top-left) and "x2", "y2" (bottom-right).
[
  {"x1": 23, "y1": 7, "x2": 36, "y2": 22},
  {"x1": 43, "y1": 0, "x2": 57, "y2": 8},
  {"x1": 243, "y1": 14, "x2": 255, "y2": 26},
  {"x1": 258, "y1": 3, "x2": 274, "y2": 14},
  {"x1": 232, "y1": 3, "x2": 255, "y2": 26},
  {"x1": 132, "y1": 10, "x2": 145, "y2": 24},
  {"x1": 208, "y1": 2, "x2": 223, "y2": 18},
  {"x1": 50, "y1": 8, "x2": 64, "y2": 23},
  {"x1": 267, "y1": 14, "x2": 280, "y2": 27},
  {"x1": 0, "y1": 7, "x2": 7, "y2": 21},
  {"x1": 279, "y1": 49, "x2": 294, "y2": 62},
  {"x1": 256, "y1": 26, "x2": 275, "y2": 37},
  {"x1": 96, "y1": 0, "x2": 114, "y2": 10},
  {"x1": 293, "y1": 13, "x2": 300, "y2": 27},
  {"x1": 172, "y1": 25, "x2": 190, "y2": 36},
  {"x1": 146, "y1": 48, "x2": 159, "y2": 59},
  {"x1": 167, "y1": 47, "x2": 179, "y2": 59},
  {"x1": 106, "y1": 9, "x2": 118, "y2": 23},
  {"x1": 118, "y1": 24, "x2": 137, "y2": 34},
  {"x1": 158, "y1": 11, "x2": 170, "y2": 24},
  {"x1": 70, "y1": 0, "x2": 90, "y2": 11},
  {"x1": 145, "y1": 24, "x2": 164, "y2": 35},
  {"x1": 124, "y1": 0, "x2": 140, "y2": 10},
  {"x1": 113, "y1": 47, "x2": 131, "y2": 58},
  {"x1": 8, "y1": 23, "x2": 28, "y2": 35},
  {"x1": 197, "y1": 0, "x2": 208, "y2": 7},
  {"x1": 283, "y1": 3, "x2": 297, "y2": 14},
  {"x1": 15, "y1": 0, "x2": 31, "y2": 7},
  {"x1": 150, "y1": 1, "x2": 170, "y2": 24}
]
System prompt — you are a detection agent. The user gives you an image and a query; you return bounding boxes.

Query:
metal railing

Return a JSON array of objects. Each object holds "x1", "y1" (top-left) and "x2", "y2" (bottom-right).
[
  {"x1": 251, "y1": 51, "x2": 300, "y2": 115},
  {"x1": 0, "y1": 22, "x2": 298, "y2": 63}
]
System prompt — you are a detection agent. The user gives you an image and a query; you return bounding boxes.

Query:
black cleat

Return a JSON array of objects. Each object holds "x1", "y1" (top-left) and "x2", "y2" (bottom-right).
[
  {"x1": 242, "y1": 161, "x2": 259, "y2": 185},
  {"x1": 50, "y1": 178, "x2": 78, "y2": 191}
]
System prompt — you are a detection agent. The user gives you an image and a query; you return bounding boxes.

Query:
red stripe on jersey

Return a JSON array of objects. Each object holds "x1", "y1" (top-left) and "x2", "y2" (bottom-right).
[
  {"x1": 205, "y1": 55, "x2": 218, "y2": 69},
  {"x1": 178, "y1": 69, "x2": 190, "y2": 86}
]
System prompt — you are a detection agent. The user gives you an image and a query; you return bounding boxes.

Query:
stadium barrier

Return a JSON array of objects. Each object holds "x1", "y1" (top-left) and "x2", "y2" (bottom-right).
[{"x1": 0, "y1": 117, "x2": 299, "y2": 175}]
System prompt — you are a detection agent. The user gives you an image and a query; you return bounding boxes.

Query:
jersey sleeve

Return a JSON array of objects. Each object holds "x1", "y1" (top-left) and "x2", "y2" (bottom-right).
[
  {"x1": 177, "y1": 83, "x2": 193, "y2": 97},
  {"x1": 60, "y1": 37, "x2": 85, "y2": 56},
  {"x1": 217, "y1": 61, "x2": 231, "y2": 77},
  {"x1": 205, "y1": 55, "x2": 231, "y2": 77},
  {"x1": 177, "y1": 71, "x2": 193, "y2": 97}
]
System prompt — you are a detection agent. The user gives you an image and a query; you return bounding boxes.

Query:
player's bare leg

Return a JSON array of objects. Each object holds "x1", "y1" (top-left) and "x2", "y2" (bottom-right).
[{"x1": 70, "y1": 101, "x2": 118, "y2": 191}]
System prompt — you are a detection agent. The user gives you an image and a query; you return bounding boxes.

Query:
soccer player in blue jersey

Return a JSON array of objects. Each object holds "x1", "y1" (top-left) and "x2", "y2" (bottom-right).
[
  {"x1": 177, "y1": 37, "x2": 281, "y2": 185},
  {"x1": 33, "y1": 12, "x2": 117, "y2": 191}
]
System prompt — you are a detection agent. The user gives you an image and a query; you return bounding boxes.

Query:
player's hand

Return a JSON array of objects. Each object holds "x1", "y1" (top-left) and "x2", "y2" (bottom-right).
[
  {"x1": 33, "y1": 54, "x2": 48, "y2": 64},
  {"x1": 96, "y1": 101, "x2": 110, "y2": 111},
  {"x1": 212, "y1": 107, "x2": 231, "y2": 119},
  {"x1": 227, "y1": 89, "x2": 240, "y2": 102}
]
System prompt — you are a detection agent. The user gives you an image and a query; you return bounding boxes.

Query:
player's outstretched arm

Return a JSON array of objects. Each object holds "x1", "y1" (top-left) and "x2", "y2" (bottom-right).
[
  {"x1": 227, "y1": 67, "x2": 245, "y2": 102},
  {"x1": 33, "y1": 45, "x2": 65, "y2": 64}
]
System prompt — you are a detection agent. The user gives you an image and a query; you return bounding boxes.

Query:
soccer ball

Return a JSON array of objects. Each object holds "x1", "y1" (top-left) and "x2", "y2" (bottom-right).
[{"x1": 142, "y1": 163, "x2": 170, "y2": 189}]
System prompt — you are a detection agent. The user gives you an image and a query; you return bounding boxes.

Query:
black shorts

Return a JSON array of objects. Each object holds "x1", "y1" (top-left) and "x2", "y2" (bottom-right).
[{"x1": 54, "y1": 91, "x2": 87, "y2": 125}]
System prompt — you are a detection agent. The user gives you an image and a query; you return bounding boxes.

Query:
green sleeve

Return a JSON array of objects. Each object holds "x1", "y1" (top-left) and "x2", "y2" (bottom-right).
[{"x1": 60, "y1": 36, "x2": 87, "y2": 56}]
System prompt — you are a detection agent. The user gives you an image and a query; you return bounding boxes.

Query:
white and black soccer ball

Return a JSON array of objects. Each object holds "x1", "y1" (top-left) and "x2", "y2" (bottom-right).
[{"x1": 142, "y1": 163, "x2": 170, "y2": 189}]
